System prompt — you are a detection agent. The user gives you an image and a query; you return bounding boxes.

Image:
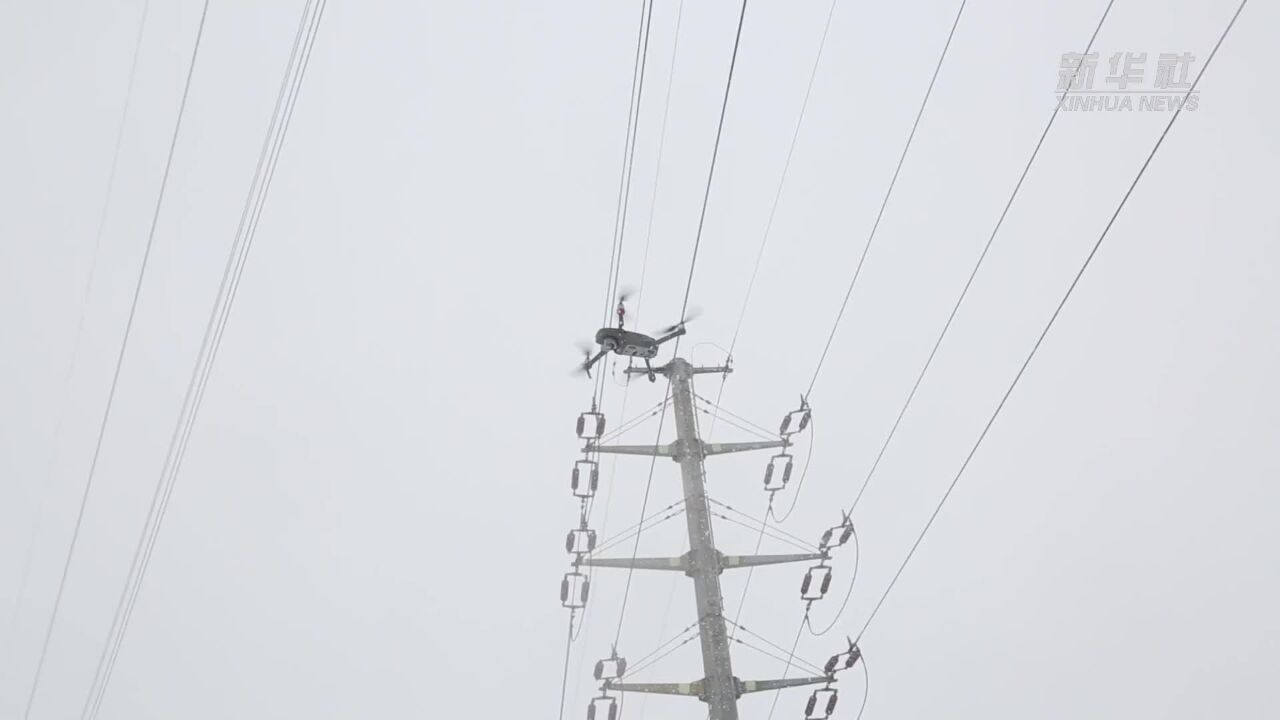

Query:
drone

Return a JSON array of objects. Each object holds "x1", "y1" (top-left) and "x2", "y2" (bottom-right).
[{"x1": 576, "y1": 291, "x2": 696, "y2": 383}]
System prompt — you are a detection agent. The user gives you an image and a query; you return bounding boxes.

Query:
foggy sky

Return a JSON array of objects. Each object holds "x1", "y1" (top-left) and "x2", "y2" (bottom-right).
[{"x1": 2, "y1": 1, "x2": 1278, "y2": 718}]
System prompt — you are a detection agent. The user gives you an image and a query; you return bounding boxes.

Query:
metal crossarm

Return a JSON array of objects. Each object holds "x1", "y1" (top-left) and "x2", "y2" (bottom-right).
[
  {"x1": 578, "y1": 555, "x2": 689, "y2": 572},
  {"x1": 586, "y1": 442, "x2": 676, "y2": 457},
  {"x1": 737, "y1": 676, "x2": 832, "y2": 695},
  {"x1": 604, "y1": 680, "x2": 705, "y2": 698},
  {"x1": 721, "y1": 552, "x2": 826, "y2": 570},
  {"x1": 702, "y1": 439, "x2": 788, "y2": 456},
  {"x1": 604, "y1": 675, "x2": 832, "y2": 699}
]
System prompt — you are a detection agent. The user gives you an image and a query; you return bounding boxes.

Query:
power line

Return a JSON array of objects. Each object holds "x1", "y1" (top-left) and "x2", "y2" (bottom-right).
[
  {"x1": 581, "y1": 0, "x2": 665, "y2": 547},
  {"x1": 703, "y1": 0, "x2": 835, "y2": 447},
  {"x1": 594, "y1": 0, "x2": 654, "y2": 365},
  {"x1": 592, "y1": 504, "x2": 686, "y2": 556},
  {"x1": 604, "y1": 0, "x2": 656, "y2": 319},
  {"x1": 675, "y1": 0, "x2": 749, "y2": 328},
  {"x1": 609, "y1": 0, "x2": 750, "y2": 654},
  {"x1": 732, "y1": 2, "x2": 962, "y2": 694},
  {"x1": 624, "y1": 7, "x2": 757, "y2": 675},
  {"x1": 21, "y1": 3, "x2": 213, "y2": 715},
  {"x1": 853, "y1": 653, "x2": 870, "y2": 720},
  {"x1": 594, "y1": 498, "x2": 683, "y2": 546},
  {"x1": 764, "y1": 617, "x2": 807, "y2": 720},
  {"x1": 589, "y1": 0, "x2": 654, "y2": 408},
  {"x1": 582, "y1": 388, "x2": 671, "y2": 532},
  {"x1": 790, "y1": 0, "x2": 1116, "y2": 642},
  {"x1": 608, "y1": 399, "x2": 671, "y2": 648},
  {"x1": 633, "y1": 534, "x2": 685, "y2": 718},
  {"x1": 805, "y1": 0, "x2": 967, "y2": 398},
  {"x1": 723, "y1": 0, "x2": 837, "y2": 361},
  {"x1": 731, "y1": 636, "x2": 825, "y2": 676},
  {"x1": 625, "y1": 626, "x2": 701, "y2": 678},
  {"x1": 729, "y1": 4, "x2": 968, "y2": 645},
  {"x1": 843, "y1": 0, "x2": 1116, "y2": 517},
  {"x1": 705, "y1": 497, "x2": 815, "y2": 549},
  {"x1": 710, "y1": 512, "x2": 816, "y2": 554},
  {"x1": 79, "y1": 4, "x2": 330, "y2": 716},
  {"x1": 694, "y1": 393, "x2": 776, "y2": 439},
  {"x1": 558, "y1": 611, "x2": 578, "y2": 720},
  {"x1": 564, "y1": 2, "x2": 669, "y2": 710},
  {"x1": 625, "y1": 617, "x2": 702, "y2": 676},
  {"x1": 694, "y1": 405, "x2": 774, "y2": 441},
  {"x1": 754, "y1": 0, "x2": 1103, "y2": 650},
  {"x1": 595, "y1": 397, "x2": 668, "y2": 444},
  {"x1": 723, "y1": 618, "x2": 827, "y2": 676},
  {"x1": 631, "y1": 0, "x2": 686, "y2": 336},
  {"x1": 584, "y1": 0, "x2": 655, "y2": 535},
  {"x1": 854, "y1": 0, "x2": 1248, "y2": 644},
  {"x1": 721, "y1": 414, "x2": 814, "y2": 660},
  {"x1": 3, "y1": 0, "x2": 152, "y2": 672}
]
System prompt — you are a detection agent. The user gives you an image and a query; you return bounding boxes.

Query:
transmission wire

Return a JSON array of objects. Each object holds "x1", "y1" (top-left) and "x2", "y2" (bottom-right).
[
  {"x1": 558, "y1": 611, "x2": 577, "y2": 720},
  {"x1": 82, "y1": 5, "x2": 330, "y2": 717},
  {"x1": 764, "y1": 615, "x2": 808, "y2": 720},
  {"x1": 705, "y1": 0, "x2": 838, "y2": 437},
  {"x1": 597, "y1": 0, "x2": 653, "y2": 332},
  {"x1": 673, "y1": 0, "x2": 749, "y2": 338},
  {"x1": 727, "y1": 8, "x2": 970, "y2": 700},
  {"x1": 706, "y1": 497, "x2": 817, "y2": 550},
  {"x1": 731, "y1": 3, "x2": 967, "y2": 647},
  {"x1": 632, "y1": 0, "x2": 686, "y2": 339},
  {"x1": 805, "y1": 0, "x2": 967, "y2": 398},
  {"x1": 782, "y1": 0, "x2": 1118, "y2": 642},
  {"x1": 693, "y1": 393, "x2": 776, "y2": 439},
  {"x1": 844, "y1": 0, "x2": 1116, "y2": 517},
  {"x1": 4, "y1": 0, "x2": 152, "y2": 671},
  {"x1": 694, "y1": 405, "x2": 774, "y2": 441},
  {"x1": 566, "y1": 3, "x2": 657, "y2": 708},
  {"x1": 854, "y1": 0, "x2": 1247, "y2": 644},
  {"x1": 21, "y1": 3, "x2": 213, "y2": 715},
  {"x1": 723, "y1": 618, "x2": 827, "y2": 676},
  {"x1": 611, "y1": 0, "x2": 749, "y2": 651}
]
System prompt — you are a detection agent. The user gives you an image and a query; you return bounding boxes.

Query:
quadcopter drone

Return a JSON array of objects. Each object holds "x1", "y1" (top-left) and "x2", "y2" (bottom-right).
[{"x1": 576, "y1": 291, "x2": 696, "y2": 382}]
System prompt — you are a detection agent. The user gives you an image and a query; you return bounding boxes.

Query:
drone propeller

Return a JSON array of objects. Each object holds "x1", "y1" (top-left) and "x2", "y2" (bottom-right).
[
  {"x1": 616, "y1": 286, "x2": 636, "y2": 304},
  {"x1": 657, "y1": 306, "x2": 701, "y2": 335},
  {"x1": 570, "y1": 341, "x2": 595, "y2": 377}
]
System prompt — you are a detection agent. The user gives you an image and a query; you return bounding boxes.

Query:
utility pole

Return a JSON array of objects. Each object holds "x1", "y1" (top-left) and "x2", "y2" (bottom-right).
[{"x1": 579, "y1": 358, "x2": 832, "y2": 719}]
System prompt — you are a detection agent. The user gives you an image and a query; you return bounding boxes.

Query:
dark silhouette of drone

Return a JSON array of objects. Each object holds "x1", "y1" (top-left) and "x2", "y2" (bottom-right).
[{"x1": 576, "y1": 291, "x2": 696, "y2": 382}]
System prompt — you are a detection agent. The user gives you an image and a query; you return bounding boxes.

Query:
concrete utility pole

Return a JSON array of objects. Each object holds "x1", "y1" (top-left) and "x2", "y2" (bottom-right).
[
  {"x1": 671, "y1": 357, "x2": 737, "y2": 715},
  {"x1": 581, "y1": 358, "x2": 831, "y2": 720}
]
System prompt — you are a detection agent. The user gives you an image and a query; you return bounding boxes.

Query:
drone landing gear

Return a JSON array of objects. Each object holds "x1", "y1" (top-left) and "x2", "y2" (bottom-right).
[{"x1": 644, "y1": 359, "x2": 656, "y2": 383}]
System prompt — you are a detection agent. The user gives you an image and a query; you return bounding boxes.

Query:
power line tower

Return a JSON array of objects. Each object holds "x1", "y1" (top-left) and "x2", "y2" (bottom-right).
[{"x1": 580, "y1": 358, "x2": 831, "y2": 720}]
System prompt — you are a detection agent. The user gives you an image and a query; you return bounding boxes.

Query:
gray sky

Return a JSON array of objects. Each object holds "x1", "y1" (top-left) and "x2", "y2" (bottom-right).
[{"x1": 2, "y1": 0, "x2": 1278, "y2": 718}]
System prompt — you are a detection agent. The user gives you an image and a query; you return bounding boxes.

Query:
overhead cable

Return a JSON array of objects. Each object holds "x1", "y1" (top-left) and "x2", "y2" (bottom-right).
[
  {"x1": 674, "y1": 0, "x2": 750, "y2": 333},
  {"x1": 4, "y1": 0, "x2": 152, "y2": 669},
  {"x1": 21, "y1": 3, "x2": 214, "y2": 715},
  {"x1": 843, "y1": 0, "x2": 1117, "y2": 517},
  {"x1": 611, "y1": 0, "x2": 750, "y2": 650},
  {"x1": 82, "y1": 3, "x2": 330, "y2": 716},
  {"x1": 853, "y1": 0, "x2": 1248, "y2": 644},
  {"x1": 805, "y1": 0, "x2": 967, "y2": 398}
]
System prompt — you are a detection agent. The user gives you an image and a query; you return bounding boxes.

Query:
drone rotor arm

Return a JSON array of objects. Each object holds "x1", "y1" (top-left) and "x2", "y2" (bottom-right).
[
  {"x1": 583, "y1": 348, "x2": 608, "y2": 372},
  {"x1": 653, "y1": 325, "x2": 687, "y2": 347}
]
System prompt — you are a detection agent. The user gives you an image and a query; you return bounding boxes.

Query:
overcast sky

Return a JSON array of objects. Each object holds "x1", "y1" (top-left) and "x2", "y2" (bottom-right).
[{"x1": 2, "y1": 1, "x2": 1278, "y2": 718}]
